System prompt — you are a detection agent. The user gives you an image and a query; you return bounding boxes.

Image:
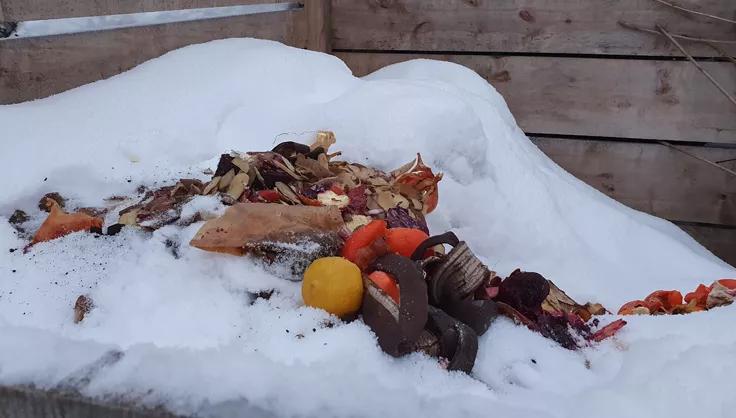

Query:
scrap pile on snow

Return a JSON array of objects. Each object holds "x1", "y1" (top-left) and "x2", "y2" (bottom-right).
[{"x1": 1, "y1": 39, "x2": 735, "y2": 418}]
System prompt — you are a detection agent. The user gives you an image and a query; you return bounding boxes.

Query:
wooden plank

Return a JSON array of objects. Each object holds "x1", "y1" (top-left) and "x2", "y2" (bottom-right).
[
  {"x1": 331, "y1": 0, "x2": 736, "y2": 57},
  {"x1": 676, "y1": 223, "x2": 736, "y2": 267},
  {"x1": 2, "y1": 0, "x2": 294, "y2": 21},
  {"x1": 530, "y1": 137, "x2": 736, "y2": 226},
  {"x1": 0, "y1": 10, "x2": 305, "y2": 104},
  {"x1": 304, "y1": 0, "x2": 331, "y2": 52},
  {"x1": 337, "y1": 52, "x2": 736, "y2": 144},
  {"x1": 0, "y1": 385, "x2": 179, "y2": 418}
]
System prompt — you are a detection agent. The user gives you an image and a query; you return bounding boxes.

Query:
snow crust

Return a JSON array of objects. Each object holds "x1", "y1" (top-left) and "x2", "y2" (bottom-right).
[{"x1": 1, "y1": 39, "x2": 734, "y2": 418}]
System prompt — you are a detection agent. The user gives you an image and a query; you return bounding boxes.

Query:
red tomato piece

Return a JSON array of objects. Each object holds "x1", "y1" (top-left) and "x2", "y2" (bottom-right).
[
  {"x1": 368, "y1": 271, "x2": 400, "y2": 304},
  {"x1": 341, "y1": 220, "x2": 388, "y2": 269},
  {"x1": 385, "y1": 227, "x2": 429, "y2": 258}
]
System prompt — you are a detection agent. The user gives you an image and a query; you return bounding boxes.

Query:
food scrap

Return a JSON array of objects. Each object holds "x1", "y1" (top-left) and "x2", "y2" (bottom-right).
[
  {"x1": 30, "y1": 198, "x2": 102, "y2": 246},
  {"x1": 619, "y1": 279, "x2": 736, "y2": 315},
  {"x1": 16, "y1": 131, "x2": 732, "y2": 375}
]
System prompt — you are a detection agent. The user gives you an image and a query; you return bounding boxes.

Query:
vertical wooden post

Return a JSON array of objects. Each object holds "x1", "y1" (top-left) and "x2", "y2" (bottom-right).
[
  {"x1": 0, "y1": 0, "x2": 5, "y2": 21},
  {"x1": 304, "y1": 0, "x2": 331, "y2": 52}
]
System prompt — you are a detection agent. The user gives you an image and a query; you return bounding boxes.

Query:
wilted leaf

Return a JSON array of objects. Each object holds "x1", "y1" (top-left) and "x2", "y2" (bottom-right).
[
  {"x1": 203, "y1": 177, "x2": 221, "y2": 195},
  {"x1": 232, "y1": 157, "x2": 251, "y2": 173},
  {"x1": 317, "y1": 190, "x2": 350, "y2": 208},
  {"x1": 386, "y1": 207, "x2": 428, "y2": 234},
  {"x1": 74, "y1": 295, "x2": 94, "y2": 324},
  {"x1": 296, "y1": 154, "x2": 333, "y2": 179},
  {"x1": 275, "y1": 182, "x2": 301, "y2": 204},
  {"x1": 391, "y1": 153, "x2": 442, "y2": 214},
  {"x1": 218, "y1": 169, "x2": 236, "y2": 191},
  {"x1": 226, "y1": 172, "x2": 250, "y2": 200},
  {"x1": 345, "y1": 214, "x2": 372, "y2": 232}
]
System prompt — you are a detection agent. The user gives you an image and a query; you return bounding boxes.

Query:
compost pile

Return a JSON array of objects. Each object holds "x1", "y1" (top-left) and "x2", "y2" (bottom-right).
[{"x1": 19, "y1": 132, "x2": 735, "y2": 373}]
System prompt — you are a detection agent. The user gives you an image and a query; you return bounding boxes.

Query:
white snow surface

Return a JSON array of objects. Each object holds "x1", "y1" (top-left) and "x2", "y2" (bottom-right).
[{"x1": 1, "y1": 39, "x2": 734, "y2": 418}]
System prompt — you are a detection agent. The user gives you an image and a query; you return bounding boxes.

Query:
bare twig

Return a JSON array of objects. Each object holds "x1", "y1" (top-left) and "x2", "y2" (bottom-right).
[
  {"x1": 656, "y1": 25, "x2": 736, "y2": 108},
  {"x1": 651, "y1": 0, "x2": 736, "y2": 25},
  {"x1": 658, "y1": 141, "x2": 736, "y2": 178},
  {"x1": 618, "y1": 21, "x2": 736, "y2": 44},
  {"x1": 716, "y1": 157, "x2": 736, "y2": 164},
  {"x1": 705, "y1": 42, "x2": 736, "y2": 66}
]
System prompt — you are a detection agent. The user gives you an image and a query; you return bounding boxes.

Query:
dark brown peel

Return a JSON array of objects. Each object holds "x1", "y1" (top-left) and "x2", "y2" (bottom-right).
[
  {"x1": 362, "y1": 254, "x2": 428, "y2": 357},
  {"x1": 410, "y1": 232, "x2": 460, "y2": 261},
  {"x1": 425, "y1": 306, "x2": 478, "y2": 373},
  {"x1": 272, "y1": 141, "x2": 311, "y2": 159}
]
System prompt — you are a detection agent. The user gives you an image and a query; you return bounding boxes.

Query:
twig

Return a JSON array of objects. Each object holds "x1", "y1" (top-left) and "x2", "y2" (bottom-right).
[
  {"x1": 716, "y1": 157, "x2": 736, "y2": 164},
  {"x1": 651, "y1": 0, "x2": 736, "y2": 25},
  {"x1": 658, "y1": 141, "x2": 736, "y2": 178},
  {"x1": 656, "y1": 25, "x2": 736, "y2": 108},
  {"x1": 706, "y1": 42, "x2": 736, "y2": 66},
  {"x1": 618, "y1": 21, "x2": 736, "y2": 44}
]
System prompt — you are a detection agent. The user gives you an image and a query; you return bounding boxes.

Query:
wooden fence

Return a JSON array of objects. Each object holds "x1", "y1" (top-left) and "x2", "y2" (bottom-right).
[
  {"x1": 0, "y1": 0, "x2": 330, "y2": 103},
  {"x1": 331, "y1": 0, "x2": 736, "y2": 265},
  {"x1": 0, "y1": 0, "x2": 734, "y2": 264}
]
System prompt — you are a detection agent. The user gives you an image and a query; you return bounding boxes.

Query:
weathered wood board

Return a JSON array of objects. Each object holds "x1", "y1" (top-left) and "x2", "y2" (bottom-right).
[
  {"x1": 331, "y1": 0, "x2": 736, "y2": 56},
  {"x1": 530, "y1": 137, "x2": 736, "y2": 226},
  {"x1": 337, "y1": 52, "x2": 736, "y2": 143},
  {"x1": 0, "y1": 10, "x2": 307, "y2": 104},
  {"x1": 677, "y1": 222, "x2": 736, "y2": 266},
  {"x1": 0, "y1": 385, "x2": 179, "y2": 418},
  {"x1": 1, "y1": 0, "x2": 293, "y2": 20}
]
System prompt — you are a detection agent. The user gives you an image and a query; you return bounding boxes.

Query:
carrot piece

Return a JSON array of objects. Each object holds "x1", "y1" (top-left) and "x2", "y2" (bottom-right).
[
  {"x1": 385, "y1": 227, "x2": 429, "y2": 258},
  {"x1": 644, "y1": 290, "x2": 683, "y2": 312},
  {"x1": 341, "y1": 220, "x2": 388, "y2": 269},
  {"x1": 591, "y1": 319, "x2": 627, "y2": 342},
  {"x1": 617, "y1": 300, "x2": 649, "y2": 315},
  {"x1": 685, "y1": 284, "x2": 711, "y2": 309},
  {"x1": 368, "y1": 271, "x2": 400, "y2": 304},
  {"x1": 31, "y1": 199, "x2": 102, "y2": 246}
]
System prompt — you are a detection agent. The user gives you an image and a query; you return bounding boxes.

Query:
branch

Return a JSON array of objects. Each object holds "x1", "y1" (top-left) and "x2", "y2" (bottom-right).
[
  {"x1": 658, "y1": 141, "x2": 736, "y2": 178},
  {"x1": 651, "y1": 0, "x2": 736, "y2": 25},
  {"x1": 706, "y1": 42, "x2": 736, "y2": 66},
  {"x1": 618, "y1": 21, "x2": 736, "y2": 44},
  {"x1": 656, "y1": 25, "x2": 736, "y2": 108}
]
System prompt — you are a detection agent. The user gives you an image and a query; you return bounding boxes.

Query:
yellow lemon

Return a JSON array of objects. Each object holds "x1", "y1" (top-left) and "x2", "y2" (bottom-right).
[{"x1": 302, "y1": 257, "x2": 364, "y2": 317}]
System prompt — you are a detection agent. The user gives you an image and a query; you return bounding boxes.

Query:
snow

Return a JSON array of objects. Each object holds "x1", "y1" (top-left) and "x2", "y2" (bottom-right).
[{"x1": 0, "y1": 39, "x2": 734, "y2": 418}]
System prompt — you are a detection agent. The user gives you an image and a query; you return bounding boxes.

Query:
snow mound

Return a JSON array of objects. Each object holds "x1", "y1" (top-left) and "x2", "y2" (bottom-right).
[{"x1": 1, "y1": 39, "x2": 734, "y2": 418}]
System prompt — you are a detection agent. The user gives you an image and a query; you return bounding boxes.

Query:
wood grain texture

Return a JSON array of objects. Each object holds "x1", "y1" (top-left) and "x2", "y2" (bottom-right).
[
  {"x1": 0, "y1": 10, "x2": 306, "y2": 104},
  {"x1": 337, "y1": 52, "x2": 736, "y2": 143},
  {"x1": 530, "y1": 137, "x2": 736, "y2": 226},
  {"x1": 331, "y1": 0, "x2": 736, "y2": 56},
  {"x1": 2, "y1": 0, "x2": 293, "y2": 20},
  {"x1": 0, "y1": 385, "x2": 179, "y2": 418},
  {"x1": 676, "y1": 223, "x2": 736, "y2": 266},
  {"x1": 304, "y1": 0, "x2": 331, "y2": 52}
]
